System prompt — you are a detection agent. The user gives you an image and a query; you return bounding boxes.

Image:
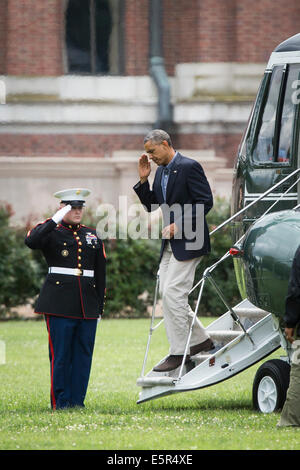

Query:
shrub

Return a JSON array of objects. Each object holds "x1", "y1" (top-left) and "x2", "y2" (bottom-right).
[
  {"x1": 84, "y1": 198, "x2": 241, "y2": 317},
  {"x1": 1, "y1": 197, "x2": 241, "y2": 318},
  {"x1": 0, "y1": 204, "x2": 42, "y2": 317},
  {"x1": 102, "y1": 238, "x2": 160, "y2": 317},
  {"x1": 83, "y1": 207, "x2": 161, "y2": 317}
]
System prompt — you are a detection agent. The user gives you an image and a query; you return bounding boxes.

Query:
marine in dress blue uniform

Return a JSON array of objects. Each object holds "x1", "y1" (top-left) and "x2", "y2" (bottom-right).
[{"x1": 25, "y1": 188, "x2": 106, "y2": 409}]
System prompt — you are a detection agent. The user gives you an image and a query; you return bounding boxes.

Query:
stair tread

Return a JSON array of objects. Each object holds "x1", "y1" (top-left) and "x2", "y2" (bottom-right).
[
  {"x1": 233, "y1": 307, "x2": 269, "y2": 317},
  {"x1": 192, "y1": 353, "x2": 212, "y2": 359},
  {"x1": 137, "y1": 376, "x2": 175, "y2": 387},
  {"x1": 209, "y1": 330, "x2": 242, "y2": 337}
]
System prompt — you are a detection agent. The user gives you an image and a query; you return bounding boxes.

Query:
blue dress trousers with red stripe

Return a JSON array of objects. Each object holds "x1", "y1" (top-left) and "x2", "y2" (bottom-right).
[{"x1": 25, "y1": 219, "x2": 106, "y2": 409}]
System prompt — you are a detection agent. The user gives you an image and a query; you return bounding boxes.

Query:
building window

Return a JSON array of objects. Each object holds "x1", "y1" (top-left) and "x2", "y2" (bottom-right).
[{"x1": 65, "y1": 0, "x2": 124, "y2": 75}]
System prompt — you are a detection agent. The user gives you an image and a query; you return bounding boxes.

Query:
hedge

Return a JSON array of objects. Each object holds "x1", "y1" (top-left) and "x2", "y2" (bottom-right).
[
  {"x1": 0, "y1": 204, "x2": 42, "y2": 316},
  {"x1": 0, "y1": 197, "x2": 241, "y2": 318}
]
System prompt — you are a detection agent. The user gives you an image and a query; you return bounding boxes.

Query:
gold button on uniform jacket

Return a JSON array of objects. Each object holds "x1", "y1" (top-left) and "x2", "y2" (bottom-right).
[{"x1": 25, "y1": 219, "x2": 106, "y2": 319}]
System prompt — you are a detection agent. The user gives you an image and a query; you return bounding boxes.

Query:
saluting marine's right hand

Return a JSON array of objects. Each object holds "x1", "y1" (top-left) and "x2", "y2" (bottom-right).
[
  {"x1": 138, "y1": 154, "x2": 151, "y2": 183},
  {"x1": 52, "y1": 204, "x2": 72, "y2": 224}
]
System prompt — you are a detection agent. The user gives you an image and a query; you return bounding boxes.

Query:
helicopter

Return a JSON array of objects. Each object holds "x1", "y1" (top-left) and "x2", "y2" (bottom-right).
[
  {"x1": 137, "y1": 33, "x2": 300, "y2": 413},
  {"x1": 231, "y1": 32, "x2": 300, "y2": 309}
]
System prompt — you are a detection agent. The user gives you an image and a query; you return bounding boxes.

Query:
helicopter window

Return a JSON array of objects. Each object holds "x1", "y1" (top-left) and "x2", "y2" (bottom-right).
[
  {"x1": 252, "y1": 66, "x2": 284, "y2": 163},
  {"x1": 277, "y1": 64, "x2": 300, "y2": 163}
]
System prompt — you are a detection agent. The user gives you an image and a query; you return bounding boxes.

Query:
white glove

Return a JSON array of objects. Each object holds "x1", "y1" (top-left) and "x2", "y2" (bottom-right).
[{"x1": 52, "y1": 204, "x2": 72, "y2": 224}]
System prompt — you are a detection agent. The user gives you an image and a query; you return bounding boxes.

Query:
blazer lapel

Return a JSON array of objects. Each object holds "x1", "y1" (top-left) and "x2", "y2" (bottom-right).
[
  {"x1": 166, "y1": 153, "x2": 181, "y2": 203},
  {"x1": 154, "y1": 166, "x2": 164, "y2": 203}
]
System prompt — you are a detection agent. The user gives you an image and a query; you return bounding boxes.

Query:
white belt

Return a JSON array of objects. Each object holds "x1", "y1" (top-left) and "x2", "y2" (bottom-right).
[{"x1": 48, "y1": 267, "x2": 94, "y2": 277}]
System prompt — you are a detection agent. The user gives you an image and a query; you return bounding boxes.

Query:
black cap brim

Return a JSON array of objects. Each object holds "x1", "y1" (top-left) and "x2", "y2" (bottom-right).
[{"x1": 61, "y1": 200, "x2": 85, "y2": 207}]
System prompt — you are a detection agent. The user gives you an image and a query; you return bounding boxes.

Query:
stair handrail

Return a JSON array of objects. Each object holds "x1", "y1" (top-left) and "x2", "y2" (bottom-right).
[
  {"x1": 190, "y1": 167, "x2": 300, "y2": 294},
  {"x1": 177, "y1": 171, "x2": 300, "y2": 379},
  {"x1": 209, "y1": 167, "x2": 300, "y2": 237}
]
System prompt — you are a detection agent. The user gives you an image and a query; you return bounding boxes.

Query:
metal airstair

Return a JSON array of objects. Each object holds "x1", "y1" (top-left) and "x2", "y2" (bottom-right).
[
  {"x1": 137, "y1": 168, "x2": 300, "y2": 408},
  {"x1": 137, "y1": 299, "x2": 280, "y2": 403}
]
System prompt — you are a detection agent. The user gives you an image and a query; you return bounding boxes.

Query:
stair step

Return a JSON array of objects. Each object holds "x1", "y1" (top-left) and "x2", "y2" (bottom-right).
[
  {"x1": 137, "y1": 376, "x2": 176, "y2": 387},
  {"x1": 231, "y1": 307, "x2": 269, "y2": 330},
  {"x1": 144, "y1": 359, "x2": 194, "y2": 380},
  {"x1": 209, "y1": 330, "x2": 242, "y2": 343},
  {"x1": 190, "y1": 331, "x2": 241, "y2": 362},
  {"x1": 196, "y1": 330, "x2": 243, "y2": 350},
  {"x1": 233, "y1": 307, "x2": 269, "y2": 318},
  {"x1": 192, "y1": 353, "x2": 212, "y2": 364}
]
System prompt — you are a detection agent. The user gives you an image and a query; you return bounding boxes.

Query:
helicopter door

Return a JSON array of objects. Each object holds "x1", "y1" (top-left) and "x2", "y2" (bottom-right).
[{"x1": 233, "y1": 63, "x2": 300, "y2": 235}]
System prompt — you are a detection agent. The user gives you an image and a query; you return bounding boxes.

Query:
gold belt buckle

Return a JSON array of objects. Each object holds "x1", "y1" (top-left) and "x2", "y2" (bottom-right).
[{"x1": 75, "y1": 268, "x2": 83, "y2": 276}]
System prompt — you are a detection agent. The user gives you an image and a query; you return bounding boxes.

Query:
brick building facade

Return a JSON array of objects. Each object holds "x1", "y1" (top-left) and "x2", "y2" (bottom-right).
[{"x1": 0, "y1": 0, "x2": 299, "y2": 221}]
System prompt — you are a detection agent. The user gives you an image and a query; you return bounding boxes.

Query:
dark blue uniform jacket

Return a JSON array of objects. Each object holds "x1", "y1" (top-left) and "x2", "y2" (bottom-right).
[{"x1": 25, "y1": 219, "x2": 106, "y2": 319}]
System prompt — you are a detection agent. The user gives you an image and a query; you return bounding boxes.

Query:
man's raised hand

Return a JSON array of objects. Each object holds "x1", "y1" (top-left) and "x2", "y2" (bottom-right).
[{"x1": 138, "y1": 154, "x2": 151, "y2": 183}]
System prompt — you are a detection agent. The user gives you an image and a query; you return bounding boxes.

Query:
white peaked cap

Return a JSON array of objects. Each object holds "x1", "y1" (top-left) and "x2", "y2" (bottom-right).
[{"x1": 53, "y1": 188, "x2": 91, "y2": 205}]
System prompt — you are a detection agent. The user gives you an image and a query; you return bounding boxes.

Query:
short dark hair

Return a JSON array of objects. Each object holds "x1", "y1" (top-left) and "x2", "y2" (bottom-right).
[{"x1": 144, "y1": 129, "x2": 172, "y2": 147}]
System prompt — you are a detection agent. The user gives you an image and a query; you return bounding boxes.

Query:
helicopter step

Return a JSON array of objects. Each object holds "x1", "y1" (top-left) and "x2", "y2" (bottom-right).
[
  {"x1": 190, "y1": 330, "x2": 241, "y2": 365},
  {"x1": 136, "y1": 358, "x2": 195, "y2": 388},
  {"x1": 137, "y1": 299, "x2": 282, "y2": 403},
  {"x1": 191, "y1": 331, "x2": 242, "y2": 364},
  {"x1": 232, "y1": 306, "x2": 269, "y2": 330}
]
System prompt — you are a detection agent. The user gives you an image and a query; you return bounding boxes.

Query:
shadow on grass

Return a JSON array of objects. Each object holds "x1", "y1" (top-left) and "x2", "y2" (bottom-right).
[
  {"x1": 88, "y1": 395, "x2": 254, "y2": 415},
  {"x1": 0, "y1": 392, "x2": 253, "y2": 416},
  {"x1": 147, "y1": 399, "x2": 253, "y2": 412}
]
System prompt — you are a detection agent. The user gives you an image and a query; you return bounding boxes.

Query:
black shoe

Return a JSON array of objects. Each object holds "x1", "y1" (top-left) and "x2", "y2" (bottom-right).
[
  {"x1": 190, "y1": 338, "x2": 214, "y2": 356},
  {"x1": 153, "y1": 354, "x2": 191, "y2": 372}
]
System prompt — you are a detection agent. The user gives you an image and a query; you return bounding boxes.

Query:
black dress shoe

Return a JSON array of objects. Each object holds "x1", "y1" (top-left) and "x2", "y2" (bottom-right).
[
  {"x1": 190, "y1": 338, "x2": 214, "y2": 356},
  {"x1": 153, "y1": 354, "x2": 191, "y2": 372}
]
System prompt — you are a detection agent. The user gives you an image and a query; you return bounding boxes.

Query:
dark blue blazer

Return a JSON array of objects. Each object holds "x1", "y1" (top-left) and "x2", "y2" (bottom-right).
[{"x1": 133, "y1": 152, "x2": 213, "y2": 261}]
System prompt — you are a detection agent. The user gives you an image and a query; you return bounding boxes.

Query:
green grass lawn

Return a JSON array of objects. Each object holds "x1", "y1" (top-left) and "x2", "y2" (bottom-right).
[{"x1": 0, "y1": 317, "x2": 299, "y2": 451}]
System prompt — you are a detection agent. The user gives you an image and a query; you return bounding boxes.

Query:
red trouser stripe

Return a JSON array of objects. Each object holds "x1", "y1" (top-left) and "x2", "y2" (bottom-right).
[{"x1": 46, "y1": 316, "x2": 56, "y2": 410}]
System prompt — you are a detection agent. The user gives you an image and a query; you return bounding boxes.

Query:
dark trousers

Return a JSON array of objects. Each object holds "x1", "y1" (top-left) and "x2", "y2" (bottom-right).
[{"x1": 45, "y1": 315, "x2": 98, "y2": 410}]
